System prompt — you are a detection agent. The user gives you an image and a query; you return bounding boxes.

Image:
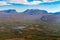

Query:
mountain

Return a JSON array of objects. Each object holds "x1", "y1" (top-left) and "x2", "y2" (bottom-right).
[
  {"x1": 0, "y1": 9, "x2": 17, "y2": 13},
  {"x1": 0, "y1": 9, "x2": 60, "y2": 24},
  {"x1": 23, "y1": 9, "x2": 48, "y2": 15},
  {"x1": 41, "y1": 12, "x2": 60, "y2": 25},
  {"x1": 0, "y1": 9, "x2": 49, "y2": 23},
  {"x1": 39, "y1": 12, "x2": 60, "y2": 30},
  {"x1": 0, "y1": 9, "x2": 60, "y2": 30},
  {"x1": 0, "y1": 9, "x2": 17, "y2": 19}
]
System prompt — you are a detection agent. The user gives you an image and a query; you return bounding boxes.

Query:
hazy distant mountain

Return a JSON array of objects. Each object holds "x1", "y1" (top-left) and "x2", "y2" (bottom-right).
[
  {"x1": 41, "y1": 12, "x2": 60, "y2": 25},
  {"x1": 0, "y1": 9, "x2": 60, "y2": 24},
  {"x1": 0, "y1": 9, "x2": 49, "y2": 23},
  {"x1": 23, "y1": 9, "x2": 48, "y2": 15},
  {"x1": 0, "y1": 9, "x2": 17, "y2": 13}
]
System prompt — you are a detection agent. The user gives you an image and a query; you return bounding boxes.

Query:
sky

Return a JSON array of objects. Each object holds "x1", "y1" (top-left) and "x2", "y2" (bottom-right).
[{"x1": 0, "y1": 0, "x2": 60, "y2": 13}]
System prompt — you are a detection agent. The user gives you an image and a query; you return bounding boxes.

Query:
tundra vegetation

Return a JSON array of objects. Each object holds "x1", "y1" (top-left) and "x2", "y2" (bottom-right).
[{"x1": 0, "y1": 21, "x2": 60, "y2": 40}]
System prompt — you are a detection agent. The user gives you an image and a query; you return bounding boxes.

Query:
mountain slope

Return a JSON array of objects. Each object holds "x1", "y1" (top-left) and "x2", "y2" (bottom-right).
[
  {"x1": 41, "y1": 12, "x2": 60, "y2": 24},
  {"x1": 0, "y1": 9, "x2": 49, "y2": 23}
]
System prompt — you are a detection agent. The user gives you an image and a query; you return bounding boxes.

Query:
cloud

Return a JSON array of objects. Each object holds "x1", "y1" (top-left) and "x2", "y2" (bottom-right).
[
  {"x1": 0, "y1": 0, "x2": 59, "y2": 5},
  {"x1": 42, "y1": 0, "x2": 59, "y2": 2},
  {"x1": 7, "y1": 0, "x2": 60, "y2": 5},
  {"x1": 0, "y1": 1, "x2": 10, "y2": 6},
  {"x1": 7, "y1": 0, "x2": 41, "y2": 5}
]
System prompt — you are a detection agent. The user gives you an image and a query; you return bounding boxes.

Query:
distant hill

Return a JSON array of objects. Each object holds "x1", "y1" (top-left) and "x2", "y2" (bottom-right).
[
  {"x1": 0, "y1": 9, "x2": 49, "y2": 23},
  {"x1": 0, "y1": 9, "x2": 60, "y2": 30},
  {"x1": 0, "y1": 9, "x2": 17, "y2": 13},
  {"x1": 0, "y1": 9, "x2": 60, "y2": 25},
  {"x1": 23, "y1": 9, "x2": 48, "y2": 15},
  {"x1": 41, "y1": 12, "x2": 60, "y2": 23}
]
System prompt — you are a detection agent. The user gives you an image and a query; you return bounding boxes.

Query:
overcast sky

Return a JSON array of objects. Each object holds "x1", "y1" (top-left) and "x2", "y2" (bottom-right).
[{"x1": 0, "y1": 0, "x2": 60, "y2": 12}]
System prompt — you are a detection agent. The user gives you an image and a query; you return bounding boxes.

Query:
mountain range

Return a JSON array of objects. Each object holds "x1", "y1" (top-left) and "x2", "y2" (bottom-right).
[{"x1": 0, "y1": 9, "x2": 60, "y2": 24}]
